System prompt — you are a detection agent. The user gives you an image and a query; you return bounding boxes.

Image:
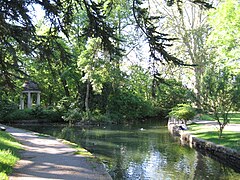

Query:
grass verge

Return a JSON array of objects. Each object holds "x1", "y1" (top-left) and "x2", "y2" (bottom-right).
[
  {"x1": 58, "y1": 139, "x2": 102, "y2": 165},
  {"x1": 198, "y1": 112, "x2": 240, "y2": 124},
  {"x1": 0, "y1": 131, "x2": 22, "y2": 180},
  {"x1": 188, "y1": 123, "x2": 240, "y2": 152},
  {"x1": 228, "y1": 113, "x2": 240, "y2": 124}
]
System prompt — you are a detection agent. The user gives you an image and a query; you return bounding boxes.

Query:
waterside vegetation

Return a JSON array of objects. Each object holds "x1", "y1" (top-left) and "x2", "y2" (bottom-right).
[
  {"x1": 0, "y1": 0, "x2": 240, "y2": 177},
  {"x1": 0, "y1": 131, "x2": 22, "y2": 179},
  {"x1": 188, "y1": 123, "x2": 240, "y2": 152}
]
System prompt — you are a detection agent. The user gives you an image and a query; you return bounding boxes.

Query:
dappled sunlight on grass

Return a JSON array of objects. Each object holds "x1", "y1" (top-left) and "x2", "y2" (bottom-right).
[
  {"x1": 199, "y1": 113, "x2": 240, "y2": 124},
  {"x1": 188, "y1": 124, "x2": 240, "y2": 151},
  {"x1": 0, "y1": 131, "x2": 22, "y2": 179},
  {"x1": 229, "y1": 117, "x2": 240, "y2": 124}
]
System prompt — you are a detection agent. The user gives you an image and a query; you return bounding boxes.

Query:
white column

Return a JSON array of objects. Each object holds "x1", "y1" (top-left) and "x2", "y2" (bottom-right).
[
  {"x1": 20, "y1": 94, "x2": 24, "y2": 109},
  {"x1": 27, "y1": 92, "x2": 32, "y2": 108},
  {"x1": 37, "y1": 92, "x2": 41, "y2": 106}
]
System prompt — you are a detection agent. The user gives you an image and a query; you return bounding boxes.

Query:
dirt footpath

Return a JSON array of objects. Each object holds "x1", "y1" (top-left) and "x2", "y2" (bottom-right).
[{"x1": 5, "y1": 125, "x2": 112, "y2": 180}]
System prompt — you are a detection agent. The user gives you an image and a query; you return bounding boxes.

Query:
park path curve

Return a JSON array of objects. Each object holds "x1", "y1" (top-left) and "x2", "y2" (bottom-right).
[{"x1": 4, "y1": 125, "x2": 112, "y2": 180}]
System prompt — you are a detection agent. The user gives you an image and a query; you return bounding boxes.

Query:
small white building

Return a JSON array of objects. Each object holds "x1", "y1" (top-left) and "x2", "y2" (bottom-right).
[{"x1": 20, "y1": 81, "x2": 41, "y2": 109}]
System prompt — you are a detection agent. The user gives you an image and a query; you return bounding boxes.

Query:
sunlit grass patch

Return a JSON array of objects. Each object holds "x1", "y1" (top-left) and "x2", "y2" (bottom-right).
[
  {"x1": 0, "y1": 131, "x2": 22, "y2": 179},
  {"x1": 188, "y1": 124, "x2": 240, "y2": 151},
  {"x1": 228, "y1": 113, "x2": 240, "y2": 124},
  {"x1": 198, "y1": 112, "x2": 240, "y2": 124},
  {"x1": 197, "y1": 114, "x2": 214, "y2": 121},
  {"x1": 59, "y1": 139, "x2": 104, "y2": 165},
  {"x1": 59, "y1": 139, "x2": 94, "y2": 157},
  {"x1": 34, "y1": 132, "x2": 51, "y2": 137}
]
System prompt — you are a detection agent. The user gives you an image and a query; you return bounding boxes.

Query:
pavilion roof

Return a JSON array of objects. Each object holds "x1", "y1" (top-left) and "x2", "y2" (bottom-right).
[{"x1": 22, "y1": 81, "x2": 40, "y2": 91}]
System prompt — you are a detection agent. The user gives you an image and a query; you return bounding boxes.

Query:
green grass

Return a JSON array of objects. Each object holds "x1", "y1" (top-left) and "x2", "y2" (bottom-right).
[
  {"x1": 198, "y1": 114, "x2": 214, "y2": 121},
  {"x1": 0, "y1": 131, "x2": 22, "y2": 180},
  {"x1": 59, "y1": 139, "x2": 102, "y2": 164},
  {"x1": 59, "y1": 139, "x2": 93, "y2": 157},
  {"x1": 198, "y1": 112, "x2": 240, "y2": 124},
  {"x1": 188, "y1": 123, "x2": 240, "y2": 151},
  {"x1": 228, "y1": 113, "x2": 240, "y2": 124}
]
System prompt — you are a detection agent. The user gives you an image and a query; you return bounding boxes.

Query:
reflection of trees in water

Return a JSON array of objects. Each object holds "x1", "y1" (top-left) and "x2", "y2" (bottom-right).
[{"x1": 193, "y1": 152, "x2": 237, "y2": 180}]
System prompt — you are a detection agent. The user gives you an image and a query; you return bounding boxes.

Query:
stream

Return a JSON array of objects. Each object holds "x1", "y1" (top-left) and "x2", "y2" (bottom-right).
[{"x1": 14, "y1": 120, "x2": 240, "y2": 179}]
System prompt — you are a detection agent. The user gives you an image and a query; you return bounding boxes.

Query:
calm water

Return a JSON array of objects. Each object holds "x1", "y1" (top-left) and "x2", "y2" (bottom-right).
[{"x1": 14, "y1": 121, "x2": 240, "y2": 180}]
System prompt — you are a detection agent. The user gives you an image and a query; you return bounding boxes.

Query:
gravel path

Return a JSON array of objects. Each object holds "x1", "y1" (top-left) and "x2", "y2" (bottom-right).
[{"x1": 4, "y1": 125, "x2": 112, "y2": 180}]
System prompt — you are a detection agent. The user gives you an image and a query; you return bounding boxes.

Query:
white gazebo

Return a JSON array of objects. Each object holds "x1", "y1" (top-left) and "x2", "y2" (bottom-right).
[{"x1": 20, "y1": 81, "x2": 41, "y2": 109}]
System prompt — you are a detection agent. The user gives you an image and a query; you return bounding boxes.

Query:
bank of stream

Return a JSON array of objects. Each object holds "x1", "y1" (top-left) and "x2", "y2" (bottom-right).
[{"x1": 13, "y1": 120, "x2": 240, "y2": 179}]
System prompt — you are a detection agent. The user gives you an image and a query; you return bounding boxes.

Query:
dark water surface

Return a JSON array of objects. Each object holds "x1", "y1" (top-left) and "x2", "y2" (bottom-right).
[{"x1": 14, "y1": 121, "x2": 240, "y2": 180}]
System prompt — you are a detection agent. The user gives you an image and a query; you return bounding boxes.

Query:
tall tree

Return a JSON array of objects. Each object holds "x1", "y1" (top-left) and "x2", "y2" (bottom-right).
[
  {"x1": 0, "y1": 0, "x2": 78, "y2": 89},
  {"x1": 160, "y1": 1, "x2": 210, "y2": 107},
  {"x1": 207, "y1": 0, "x2": 240, "y2": 65},
  {"x1": 200, "y1": 64, "x2": 240, "y2": 138}
]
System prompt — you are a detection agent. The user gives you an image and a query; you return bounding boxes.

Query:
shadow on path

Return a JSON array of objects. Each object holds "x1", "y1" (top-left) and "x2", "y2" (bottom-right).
[{"x1": 4, "y1": 125, "x2": 111, "y2": 180}]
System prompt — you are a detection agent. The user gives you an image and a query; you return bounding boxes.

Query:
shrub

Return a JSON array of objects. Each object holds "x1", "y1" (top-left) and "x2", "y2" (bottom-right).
[
  {"x1": 30, "y1": 106, "x2": 63, "y2": 122},
  {"x1": 2, "y1": 109, "x2": 33, "y2": 122},
  {"x1": 43, "y1": 110, "x2": 63, "y2": 122},
  {"x1": 107, "y1": 91, "x2": 156, "y2": 121},
  {"x1": 169, "y1": 104, "x2": 196, "y2": 124},
  {"x1": 30, "y1": 106, "x2": 45, "y2": 119},
  {"x1": 1, "y1": 106, "x2": 63, "y2": 123},
  {"x1": 62, "y1": 108, "x2": 82, "y2": 124},
  {"x1": 0, "y1": 100, "x2": 18, "y2": 121},
  {"x1": 91, "y1": 110, "x2": 114, "y2": 123}
]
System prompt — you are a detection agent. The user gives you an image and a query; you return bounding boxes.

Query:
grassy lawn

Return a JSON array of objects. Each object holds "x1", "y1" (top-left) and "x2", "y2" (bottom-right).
[
  {"x1": 198, "y1": 112, "x2": 240, "y2": 124},
  {"x1": 228, "y1": 113, "x2": 240, "y2": 124},
  {"x1": 0, "y1": 131, "x2": 22, "y2": 180},
  {"x1": 188, "y1": 123, "x2": 240, "y2": 152}
]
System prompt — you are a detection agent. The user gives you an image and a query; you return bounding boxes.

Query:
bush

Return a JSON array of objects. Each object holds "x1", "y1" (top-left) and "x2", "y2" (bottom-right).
[
  {"x1": 91, "y1": 110, "x2": 114, "y2": 123},
  {"x1": 43, "y1": 110, "x2": 63, "y2": 122},
  {"x1": 169, "y1": 104, "x2": 196, "y2": 124},
  {"x1": 107, "y1": 91, "x2": 156, "y2": 121},
  {"x1": 1, "y1": 107, "x2": 63, "y2": 123},
  {"x1": 0, "y1": 100, "x2": 18, "y2": 121},
  {"x1": 62, "y1": 108, "x2": 82, "y2": 124},
  {"x1": 2, "y1": 109, "x2": 33, "y2": 122},
  {"x1": 31, "y1": 106, "x2": 63, "y2": 122}
]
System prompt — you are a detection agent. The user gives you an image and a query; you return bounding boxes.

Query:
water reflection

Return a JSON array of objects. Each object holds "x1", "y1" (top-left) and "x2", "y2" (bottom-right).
[{"x1": 14, "y1": 122, "x2": 240, "y2": 180}]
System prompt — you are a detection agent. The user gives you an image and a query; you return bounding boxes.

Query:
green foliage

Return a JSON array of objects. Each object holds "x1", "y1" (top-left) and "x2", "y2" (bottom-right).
[
  {"x1": 0, "y1": 100, "x2": 18, "y2": 121},
  {"x1": 0, "y1": 131, "x2": 22, "y2": 179},
  {"x1": 169, "y1": 104, "x2": 196, "y2": 124},
  {"x1": 3, "y1": 109, "x2": 33, "y2": 122},
  {"x1": 200, "y1": 64, "x2": 240, "y2": 138},
  {"x1": 63, "y1": 108, "x2": 116, "y2": 124},
  {"x1": 1, "y1": 107, "x2": 63, "y2": 123},
  {"x1": 63, "y1": 108, "x2": 82, "y2": 124},
  {"x1": 208, "y1": 0, "x2": 240, "y2": 61},
  {"x1": 30, "y1": 106, "x2": 45, "y2": 119},
  {"x1": 154, "y1": 79, "x2": 192, "y2": 112},
  {"x1": 107, "y1": 91, "x2": 156, "y2": 121},
  {"x1": 0, "y1": 0, "x2": 222, "y2": 126}
]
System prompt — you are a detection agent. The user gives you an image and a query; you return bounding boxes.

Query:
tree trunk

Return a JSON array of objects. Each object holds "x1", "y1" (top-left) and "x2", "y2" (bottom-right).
[
  {"x1": 219, "y1": 125, "x2": 224, "y2": 139},
  {"x1": 58, "y1": 71, "x2": 70, "y2": 97},
  {"x1": 85, "y1": 78, "x2": 90, "y2": 112}
]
